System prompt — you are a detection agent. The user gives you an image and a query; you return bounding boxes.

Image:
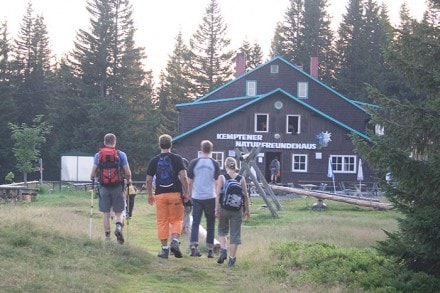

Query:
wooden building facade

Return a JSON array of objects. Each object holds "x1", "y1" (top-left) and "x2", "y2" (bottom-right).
[{"x1": 172, "y1": 56, "x2": 375, "y2": 186}]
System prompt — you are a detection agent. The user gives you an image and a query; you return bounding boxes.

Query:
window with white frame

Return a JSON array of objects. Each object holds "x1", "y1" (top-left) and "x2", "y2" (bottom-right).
[
  {"x1": 246, "y1": 80, "x2": 257, "y2": 96},
  {"x1": 375, "y1": 124, "x2": 384, "y2": 136},
  {"x1": 196, "y1": 151, "x2": 224, "y2": 169},
  {"x1": 297, "y1": 82, "x2": 308, "y2": 98},
  {"x1": 286, "y1": 115, "x2": 300, "y2": 134},
  {"x1": 292, "y1": 154, "x2": 308, "y2": 172},
  {"x1": 212, "y1": 152, "x2": 224, "y2": 169},
  {"x1": 270, "y1": 64, "x2": 279, "y2": 74},
  {"x1": 255, "y1": 113, "x2": 268, "y2": 132},
  {"x1": 330, "y1": 155, "x2": 356, "y2": 173}
]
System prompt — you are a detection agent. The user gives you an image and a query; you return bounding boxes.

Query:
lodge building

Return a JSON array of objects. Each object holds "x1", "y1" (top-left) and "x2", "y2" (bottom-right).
[{"x1": 172, "y1": 55, "x2": 375, "y2": 187}]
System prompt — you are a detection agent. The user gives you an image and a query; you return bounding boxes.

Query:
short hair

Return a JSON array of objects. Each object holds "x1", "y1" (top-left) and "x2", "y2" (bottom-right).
[
  {"x1": 201, "y1": 140, "x2": 213, "y2": 154},
  {"x1": 104, "y1": 133, "x2": 116, "y2": 146},
  {"x1": 224, "y1": 157, "x2": 238, "y2": 172},
  {"x1": 159, "y1": 134, "x2": 172, "y2": 149}
]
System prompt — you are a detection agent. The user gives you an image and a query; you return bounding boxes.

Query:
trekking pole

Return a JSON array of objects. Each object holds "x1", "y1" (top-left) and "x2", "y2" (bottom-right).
[
  {"x1": 125, "y1": 184, "x2": 130, "y2": 242},
  {"x1": 89, "y1": 179, "x2": 95, "y2": 240}
]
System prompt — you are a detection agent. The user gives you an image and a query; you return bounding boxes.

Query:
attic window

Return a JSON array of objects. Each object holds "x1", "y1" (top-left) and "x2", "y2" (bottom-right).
[
  {"x1": 297, "y1": 82, "x2": 308, "y2": 99},
  {"x1": 246, "y1": 80, "x2": 257, "y2": 96},
  {"x1": 270, "y1": 64, "x2": 279, "y2": 74}
]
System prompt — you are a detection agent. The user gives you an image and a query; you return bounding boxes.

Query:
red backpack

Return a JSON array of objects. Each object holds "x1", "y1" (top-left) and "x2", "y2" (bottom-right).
[{"x1": 98, "y1": 147, "x2": 123, "y2": 185}]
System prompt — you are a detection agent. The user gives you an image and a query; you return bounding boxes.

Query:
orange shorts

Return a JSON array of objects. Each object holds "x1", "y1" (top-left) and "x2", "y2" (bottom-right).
[{"x1": 155, "y1": 192, "x2": 184, "y2": 240}]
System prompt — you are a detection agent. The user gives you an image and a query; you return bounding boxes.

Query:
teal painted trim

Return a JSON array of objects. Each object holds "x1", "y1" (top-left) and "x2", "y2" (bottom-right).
[{"x1": 173, "y1": 88, "x2": 371, "y2": 142}]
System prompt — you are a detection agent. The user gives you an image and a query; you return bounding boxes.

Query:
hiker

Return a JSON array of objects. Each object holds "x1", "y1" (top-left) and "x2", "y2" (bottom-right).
[
  {"x1": 146, "y1": 134, "x2": 189, "y2": 259},
  {"x1": 126, "y1": 183, "x2": 137, "y2": 218},
  {"x1": 187, "y1": 140, "x2": 220, "y2": 258},
  {"x1": 270, "y1": 157, "x2": 280, "y2": 184},
  {"x1": 215, "y1": 157, "x2": 250, "y2": 267},
  {"x1": 181, "y1": 158, "x2": 192, "y2": 235},
  {"x1": 90, "y1": 133, "x2": 132, "y2": 244}
]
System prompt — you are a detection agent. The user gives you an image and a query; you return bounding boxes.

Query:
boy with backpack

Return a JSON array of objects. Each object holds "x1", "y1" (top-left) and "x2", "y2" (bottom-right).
[
  {"x1": 146, "y1": 134, "x2": 189, "y2": 259},
  {"x1": 215, "y1": 157, "x2": 250, "y2": 267},
  {"x1": 90, "y1": 133, "x2": 132, "y2": 244}
]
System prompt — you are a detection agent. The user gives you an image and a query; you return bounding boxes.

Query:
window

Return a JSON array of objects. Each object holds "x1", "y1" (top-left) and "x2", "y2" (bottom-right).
[
  {"x1": 270, "y1": 64, "x2": 279, "y2": 74},
  {"x1": 255, "y1": 114, "x2": 268, "y2": 132},
  {"x1": 292, "y1": 154, "x2": 307, "y2": 172},
  {"x1": 196, "y1": 151, "x2": 224, "y2": 169},
  {"x1": 297, "y1": 82, "x2": 308, "y2": 98},
  {"x1": 330, "y1": 155, "x2": 356, "y2": 173},
  {"x1": 375, "y1": 124, "x2": 384, "y2": 136},
  {"x1": 286, "y1": 115, "x2": 300, "y2": 134},
  {"x1": 212, "y1": 152, "x2": 224, "y2": 169},
  {"x1": 246, "y1": 80, "x2": 257, "y2": 96}
]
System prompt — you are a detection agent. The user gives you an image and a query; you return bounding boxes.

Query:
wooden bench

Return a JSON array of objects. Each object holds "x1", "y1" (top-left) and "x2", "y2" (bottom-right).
[{"x1": 0, "y1": 185, "x2": 39, "y2": 202}]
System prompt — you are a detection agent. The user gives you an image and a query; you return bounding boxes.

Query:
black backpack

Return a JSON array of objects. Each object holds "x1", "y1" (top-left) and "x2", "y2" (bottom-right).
[
  {"x1": 155, "y1": 154, "x2": 174, "y2": 188},
  {"x1": 220, "y1": 174, "x2": 244, "y2": 211}
]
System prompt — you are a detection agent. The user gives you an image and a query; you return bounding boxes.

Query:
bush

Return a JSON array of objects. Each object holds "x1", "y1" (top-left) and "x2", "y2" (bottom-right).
[{"x1": 267, "y1": 241, "x2": 440, "y2": 292}]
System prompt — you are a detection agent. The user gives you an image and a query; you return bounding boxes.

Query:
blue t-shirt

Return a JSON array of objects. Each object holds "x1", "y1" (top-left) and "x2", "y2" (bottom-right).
[{"x1": 93, "y1": 149, "x2": 129, "y2": 167}]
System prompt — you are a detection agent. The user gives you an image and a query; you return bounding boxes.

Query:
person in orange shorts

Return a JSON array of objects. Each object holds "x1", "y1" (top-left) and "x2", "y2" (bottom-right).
[{"x1": 146, "y1": 134, "x2": 189, "y2": 259}]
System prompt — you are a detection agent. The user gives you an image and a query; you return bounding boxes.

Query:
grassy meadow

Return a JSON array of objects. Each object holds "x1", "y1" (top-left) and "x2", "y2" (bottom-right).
[{"x1": 1, "y1": 186, "x2": 439, "y2": 292}]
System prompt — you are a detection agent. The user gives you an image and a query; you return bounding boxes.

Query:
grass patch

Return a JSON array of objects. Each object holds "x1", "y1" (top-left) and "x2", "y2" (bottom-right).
[{"x1": 0, "y1": 190, "x2": 438, "y2": 292}]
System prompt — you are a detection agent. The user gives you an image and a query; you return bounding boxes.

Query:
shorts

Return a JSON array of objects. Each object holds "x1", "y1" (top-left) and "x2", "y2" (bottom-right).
[
  {"x1": 217, "y1": 207, "x2": 243, "y2": 244},
  {"x1": 99, "y1": 184, "x2": 125, "y2": 213}
]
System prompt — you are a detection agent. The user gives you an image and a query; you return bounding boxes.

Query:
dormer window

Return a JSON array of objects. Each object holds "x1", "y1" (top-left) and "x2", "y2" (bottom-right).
[
  {"x1": 246, "y1": 80, "x2": 257, "y2": 96},
  {"x1": 297, "y1": 82, "x2": 308, "y2": 99},
  {"x1": 270, "y1": 64, "x2": 279, "y2": 74}
]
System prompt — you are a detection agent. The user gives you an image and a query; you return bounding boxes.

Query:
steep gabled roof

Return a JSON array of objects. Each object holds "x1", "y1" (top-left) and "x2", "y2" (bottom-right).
[
  {"x1": 193, "y1": 56, "x2": 368, "y2": 114},
  {"x1": 174, "y1": 88, "x2": 371, "y2": 142}
]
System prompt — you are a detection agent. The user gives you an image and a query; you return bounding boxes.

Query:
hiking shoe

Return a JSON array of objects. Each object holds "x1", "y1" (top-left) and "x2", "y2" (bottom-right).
[
  {"x1": 170, "y1": 240, "x2": 183, "y2": 258},
  {"x1": 217, "y1": 249, "x2": 227, "y2": 264},
  {"x1": 207, "y1": 250, "x2": 214, "y2": 258},
  {"x1": 190, "y1": 247, "x2": 201, "y2": 257},
  {"x1": 228, "y1": 256, "x2": 236, "y2": 267},
  {"x1": 114, "y1": 226, "x2": 124, "y2": 244},
  {"x1": 158, "y1": 248, "x2": 169, "y2": 259}
]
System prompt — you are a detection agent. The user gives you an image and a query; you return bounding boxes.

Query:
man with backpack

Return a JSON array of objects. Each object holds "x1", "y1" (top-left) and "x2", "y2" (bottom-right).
[
  {"x1": 187, "y1": 140, "x2": 220, "y2": 258},
  {"x1": 90, "y1": 133, "x2": 132, "y2": 244},
  {"x1": 270, "y1": 156, "x2": 280, "y2": 184},
  {"x1": 146, "y1": 134, "x2": 189, "y2": 259}
]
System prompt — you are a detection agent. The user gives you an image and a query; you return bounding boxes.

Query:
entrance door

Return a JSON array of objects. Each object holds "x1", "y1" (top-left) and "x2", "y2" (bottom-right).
[{"x1": 265, "y1": 152, "x2": 282, "y2": 183}]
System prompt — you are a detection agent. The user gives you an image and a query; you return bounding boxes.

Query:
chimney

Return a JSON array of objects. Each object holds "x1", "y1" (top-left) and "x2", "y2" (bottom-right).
[
  {"x1": 310, "y1": 56, "x2": 318, "y2": 78},
  {"x1": 235, "y1": 51, "x2": 246, "y2": 77}
]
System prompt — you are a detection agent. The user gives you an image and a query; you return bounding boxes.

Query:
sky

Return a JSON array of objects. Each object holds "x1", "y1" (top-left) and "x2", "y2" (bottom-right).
[{"x1": 0, "y1": 0, "x2": 427, "y2": 80}]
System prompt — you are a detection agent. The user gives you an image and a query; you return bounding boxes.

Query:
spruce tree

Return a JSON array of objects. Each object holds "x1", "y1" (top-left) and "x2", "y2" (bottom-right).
[
  {"x1": 187, "y1": 0, "x2": 234, "y2": 98},
  {"x1": 0, "y1": 21, "x2": 17, "y2": 182},
  {"x1": 353, "y1": 0, "x2": 440, "y2": 276},
  {"x1": 156, "y1": 31, "x2": 193, "y2": 137},
  {"x1": 270, "y1": 0, "x2": 303, "y2": 65},
  {"x1": 66, "y1": 0, "x2": 154, "y2": 178},
  {"x1": 12, "y1": 3, "x2": 54, "y2": 124},
  {"x1": 240, "y1": 40, "x2": 264, "y2": 71}
]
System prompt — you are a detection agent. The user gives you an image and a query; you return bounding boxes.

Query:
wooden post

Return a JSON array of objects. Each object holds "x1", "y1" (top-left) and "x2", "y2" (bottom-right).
[
  {"x1": 270, "y1": 184, "x2": 393, "y2": 210},
  {"x1": 235, "y1": 147, "x2": 281, "y2": 218}
]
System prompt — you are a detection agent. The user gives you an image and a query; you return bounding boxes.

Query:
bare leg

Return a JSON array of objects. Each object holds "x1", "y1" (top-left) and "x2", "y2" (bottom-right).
[
  {"x1": 229, "y1": 243, "x2": 238, "y2": 257},
  {"x1": 103, "y1": 212, "x2": 111, "y2": 233}
]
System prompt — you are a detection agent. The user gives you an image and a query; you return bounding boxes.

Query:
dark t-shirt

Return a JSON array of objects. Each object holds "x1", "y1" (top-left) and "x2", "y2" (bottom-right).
[{"x1": 146, "y1": 152, "x2": 185, "y2": 195}]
